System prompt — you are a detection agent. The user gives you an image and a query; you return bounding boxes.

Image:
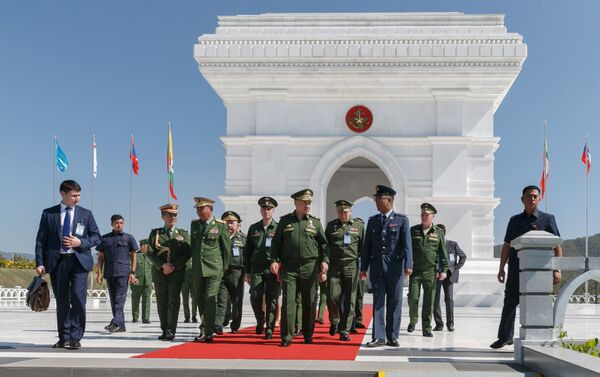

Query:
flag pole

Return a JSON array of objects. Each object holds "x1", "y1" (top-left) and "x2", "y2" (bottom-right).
[
  {"x1": 90, "y1": 134, "x2": 95, "y2": 292},
  {"x1": 584, "y1": 133, "x2": 589, "y2": 303},
  {"x1": 544, "y1": 121, "x2": 547, "y2": 212},
  {"x1": 167, "y1": 123, "x2": 171, "y2": 203},
  {"x1": 53, "y1": 134, "x2": 57, "y2": 202},
  {"x1": 130, "y1": 133, "x2": 133, "y2": 234}
]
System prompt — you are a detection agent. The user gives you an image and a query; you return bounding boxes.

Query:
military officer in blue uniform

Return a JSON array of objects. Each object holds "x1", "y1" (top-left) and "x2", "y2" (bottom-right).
[
  {"x1": 360, "y1": 185, "x2": 413, "y2": 347},
  {"x1": 96, "y1": 214, "x2": 139, "y2": 333}
]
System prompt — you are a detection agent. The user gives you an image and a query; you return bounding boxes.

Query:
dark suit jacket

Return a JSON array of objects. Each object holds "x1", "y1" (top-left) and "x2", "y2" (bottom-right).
[
  {"x1": 445, "y1": 239, "x2": 467, "y2": 284},
  {"x1": 361, "y1": 211, "x2": 413, "y2": 279},
  {"x1": 35, "y1": 204, "x2": 101, "y2": 274}
]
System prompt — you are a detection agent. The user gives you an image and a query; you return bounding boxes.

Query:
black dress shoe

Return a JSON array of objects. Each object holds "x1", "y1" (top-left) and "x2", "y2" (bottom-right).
[
  {"x1": 142, "y1": 320, "x2": 151, "y2": 324},
  {"x1": 350, "y1": 328, "x2": 358, "y2": 334},
  {"x1": 164, "y1": 330, "x2": 175, "y2": 341},
  {"x1": 423, "y1": 330, "x2": 433, "y2": 337},
  {"x1": 265, "y1": 331, "x2": 273, "y2": 340},
  {"x1": 280, "y1": 340, "x2": 291, "y2": 347},
  {"x1": 192, "y1": 316, "x2": 198, "y2": 323},
  {"x1": 386, "y1": 339, "x2": 399, "y2": 347},
  {"x1": 366, "y1": 338, "x2": 385, "y2": 347},
  {"x1": 132, "y1": 319, "x2": 139, "y2": 323},
  {"x1": 215, "y1": 326, "x2": 224, "y2": 335},
  {"x1": 490, "y1": 338, "x2": 514, "y2": 349},
  {"x1": 184, "y1": 318, "x2": 190, "y2": 323},
  {"x1": 316, "y1": 319, "x2": 324, "y2": 324},
  {"x1": 447, "y1": 324, "x2": 454, "y2": 332},
  {"x1": 230, "y1": 329, "x2": 239, "y2": 334},
  {"x1": 433, "y1": 323, "x2": 444, "y2": 331},
  {"x1": 329, "y1": 323, "x2": 338, "y2": 336},
  {"x1": 204, "y1": 335, "x2": 214, "y2": 343},
  {"x1": 52, "y1": 340, "x2": 65, "y2": 348},
  {"x1": 104, "y1": 324, "x2": 112, "y2": 330},
  {"x1": 65, "y1": 340, "x2": 81, "y2": 350},
  {"x1": 304, "y1": 337, "x2": 313, "y2": 344},
  {"x1": 158, "y1": 332, "x2": 167, "y2": 340},
  {"x1": 355, "y1": 322, "x2": 366, "y2": 329},
  {"x1": 340, "y1": 333, "x2": 350, "y2": 341},
  {"x1": 256, "y1": 324, "x2": 264, "y2": 335},
  {"x1": 116, "y1": 326, "x2": 126, "y2": 333},
  {"x1": 193, "y1": 334, "x2": 205, "y2": 342},
  {"x1": 222, "y1": 320, "x2": 230, "y2": 327},
  {"x1": 407, "y1": 323, "x2": 415, "y2": 333}
]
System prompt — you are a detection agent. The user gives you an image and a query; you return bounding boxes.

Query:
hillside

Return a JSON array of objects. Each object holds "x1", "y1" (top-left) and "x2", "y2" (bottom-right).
[{"x1": 0, "y1": 269, "x2": 37, "y2": 288}]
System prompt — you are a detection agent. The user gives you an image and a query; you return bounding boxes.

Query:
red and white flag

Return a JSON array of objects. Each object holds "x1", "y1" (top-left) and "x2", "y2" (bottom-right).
[
  {"x1": 540, "y1": 134, "x2": 549, "y2": 199},
  {"x1": 582, "y1": 140, "x2": 591, "y2": 174}
]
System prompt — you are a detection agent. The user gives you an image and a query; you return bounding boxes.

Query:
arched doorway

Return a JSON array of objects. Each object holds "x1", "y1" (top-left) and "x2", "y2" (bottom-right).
[{"x1": 325, "y1": 157, "x2": 391, "y2": 221}]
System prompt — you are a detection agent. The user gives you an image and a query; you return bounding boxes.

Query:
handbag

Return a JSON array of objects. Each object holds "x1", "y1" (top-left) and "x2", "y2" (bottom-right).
[{"x1": 26, "y1": 275, "x2": 51, "y2": 312}]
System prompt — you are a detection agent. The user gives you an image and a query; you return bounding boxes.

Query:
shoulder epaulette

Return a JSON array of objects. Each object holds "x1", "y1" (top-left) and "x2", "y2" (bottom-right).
[
  {"x1": 354, "y1": 217, "x2": 365, "y2": 223},
  {"x1": 307, "y1": 214, "x2": 320, "y2": 221},
  {"x1": 216, "y1": 219, "x2": 226, "y2": 224}
]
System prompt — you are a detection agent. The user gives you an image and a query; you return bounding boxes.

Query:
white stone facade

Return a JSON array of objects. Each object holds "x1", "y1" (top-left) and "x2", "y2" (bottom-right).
[{"x1": 194, "y1": 13, "x2": 526, "y2": 259}]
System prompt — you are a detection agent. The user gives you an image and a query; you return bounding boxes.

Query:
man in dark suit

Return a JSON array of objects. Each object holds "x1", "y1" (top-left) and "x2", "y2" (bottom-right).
[
  {"x1": 35, "y1": 180, "x2": 101, "y2": 350},
  {"x1": 433, "y1": 224, "x2": 467, "y2": 332},
  {"x1": 360, "y1": 185, "x2": 413, "y2": 347}
]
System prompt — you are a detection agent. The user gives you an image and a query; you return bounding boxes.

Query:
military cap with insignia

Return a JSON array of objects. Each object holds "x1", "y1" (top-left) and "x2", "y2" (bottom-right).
[
  {"x1": 335, "y1": 199, "x2": 353, "y2": 212},
  {"x1": 159, "y1": 203, "x2": 178, "y2": 214},
  {"x1": 291, "y1": 188, "x2": 313, "y2": 201},
  {"x1": 193, "y1": 197, "x2": 215, "y2": 208},
  {"x1": 420, "y1": 202, "x2": 437, "y2": 214},
  {"x1": 139, "y1": 238, "x2": 148, "y2": 245},
  {"x1": 258, "y1": 196, "x2": 278, "y2": 208},
  {"x1": 373, "y1": 185, "x2": 396, "y2": 197},
  {"x1": 221, "y1": 210, "x2": 242, "y2": 223}
]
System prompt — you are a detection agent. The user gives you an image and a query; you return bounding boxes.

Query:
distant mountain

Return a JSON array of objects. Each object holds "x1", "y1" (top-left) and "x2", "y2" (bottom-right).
[
  {"x1": 494, "y1": 233, "x2": 600, "y2": 258},
  {"x1": 0, "y1": 251, "x2": 35, "y2": 261}
]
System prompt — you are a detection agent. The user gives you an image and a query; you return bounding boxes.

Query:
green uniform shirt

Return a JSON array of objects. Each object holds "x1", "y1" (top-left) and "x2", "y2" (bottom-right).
[
  {"x1": 147, "y1": 227, "x2": 192, "y2": 272},
  {"x1": 134, "y1": 252, "x2": 153, "y2": 286},
  {"x1": 190, "y1": 217, "x2": 231, "y2": 277},
  {"x1": 410, "y1": 224, "x2": 448, "y2": 272},
  {"x1": 244, "y1": 219, "x2": 278, "y2": 273},
  {"x1": 269, "y1": 211, "x2": 329, "y2": 274},
  {"x1": 229, "y1": 230, "x2": 246, "y2": 269},
  {"x1": 325, "y1": 217, "x2": 364, "y2": 266}
]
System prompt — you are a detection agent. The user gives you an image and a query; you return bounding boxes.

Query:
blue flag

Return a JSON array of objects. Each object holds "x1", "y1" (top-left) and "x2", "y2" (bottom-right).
[{"x1": 55, "y1": 140, "x2": 69, "y2": 172}]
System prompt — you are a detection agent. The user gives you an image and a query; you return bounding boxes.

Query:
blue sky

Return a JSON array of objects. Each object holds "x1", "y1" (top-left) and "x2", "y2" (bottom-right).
[{"x1": 1, "y1": 1, "x2": 598, "y2": 255}]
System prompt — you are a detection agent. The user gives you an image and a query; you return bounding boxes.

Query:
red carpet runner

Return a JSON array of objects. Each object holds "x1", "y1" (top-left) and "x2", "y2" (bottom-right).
[{"x1": 135, "y1": 304, "x2": 372, "y2": 360}]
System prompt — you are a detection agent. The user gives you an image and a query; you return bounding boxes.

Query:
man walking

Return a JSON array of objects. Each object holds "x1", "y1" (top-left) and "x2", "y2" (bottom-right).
[
  {"x1": 325, "y1": 200, "x2": 364, "y2": 341},
  {"x1": 244, "y1": 197, "x2": 280, "y2": 339},
  {"x1": 490, "y1": 185, "x2": 562, "y2": 349},
  {"x1": 96, "y1": 214, "x2": 139, "y2": 333},
  {"x1": 131, "y1": 239, "x2": 153, "y2": 324},
  {"x1": 407, "y1": 203, "x2": 448, "y2": 337},
  {"x1": 360, "y1": 185, "x2": 412, "y2": 347},
  {"x1": 433, "y1": 224, "x2": 467, "y2": 332},
  {"x1": 270, "y1": 189, "x2": 329, "y2": 347},
  {"x1": 35, "y1": 180, "x2": 101, "y2": 350}
]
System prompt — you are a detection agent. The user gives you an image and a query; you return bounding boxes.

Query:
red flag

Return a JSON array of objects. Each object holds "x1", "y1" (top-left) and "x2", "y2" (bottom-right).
[
  {"x1": 540, "y1": 133, "x2": 549, "y2": 199},
  {"x1": 130, "y1": 135, "x2": 139, "y2": 175},
  {"x1": 167, "y1": 126, "x2": 177, "y2": 200},
  {"x1": 582, "y1": 142, "x2": 591, "y2": 174}
]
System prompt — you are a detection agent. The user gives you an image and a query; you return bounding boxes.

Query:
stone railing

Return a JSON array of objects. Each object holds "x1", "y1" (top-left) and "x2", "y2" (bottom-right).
[
  {"x1": 0, "y1": 287, "x2": 156, "y2": 301},
  {"x1": 512, "y1": 230, "x2": 600, "y2": 363}
]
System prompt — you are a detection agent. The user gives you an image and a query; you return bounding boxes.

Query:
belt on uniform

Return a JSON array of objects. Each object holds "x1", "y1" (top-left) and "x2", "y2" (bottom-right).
[{"x1": 59, "y1": 253, "x2": 75, "y2": 258}]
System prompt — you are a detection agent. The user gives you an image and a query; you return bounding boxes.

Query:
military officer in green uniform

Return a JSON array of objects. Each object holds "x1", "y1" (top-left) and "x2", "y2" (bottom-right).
[
  {"x1": 325, "y1": 200, "x2": 365, "y2": 341},
  {"x1": 316, "y1": 281, "x2": 328, "y2": 324},
  {"x1": 244, "y1": 196, "x2": 280, "y2": 339},
  {"x1": 131, "y1": 239, "x2": 153, "y2": 324},
  {"x1": 147, "y1": 204, "x2": 192, "y2": 340},
  {"x1": 407, "y1": 203, "x2": 448, "y2": 337},
  {"x1": 269, "y1": 189, "x2": 329, "y2": 347},
  {"x1": 181, "y1": 258, "x2": 198, "y2": 323},
  {"x1": 215, "y1": 211, "x2": 246, "y2": 334},
  {"x1": 190, "y1": 197, "x2": 231, "y2": 343}
]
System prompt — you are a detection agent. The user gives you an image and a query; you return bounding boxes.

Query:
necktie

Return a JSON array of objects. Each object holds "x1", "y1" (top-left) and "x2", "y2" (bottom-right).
[
  {"x1": 381, "y1": 214, "x2": 387, "y2": 226},
  {"x1": 62, "y1": 207, "x2": 71, "y2": 252}
]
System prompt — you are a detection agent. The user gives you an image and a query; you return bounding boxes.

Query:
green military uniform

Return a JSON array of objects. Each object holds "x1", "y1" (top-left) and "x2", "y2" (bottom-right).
[
  {"x1": 244, "y1": 196, "x2": 281, "y2": 338},
  {"x1": 147, "y1": 204, "x2": 192, "y2": 340},
  {"x1": 190, "y1": 197, "x2": 232, "y2": 341},
  {"x1": 131, "y1": 239, "x2": 153, "y2": 323},
  {"x1": 408, "y1": 203, "x2": 448, "y2": 335},
  {"x1": 216, "y1": 211, "x2": 246, "y2": 333},
  {"x1": 353, "y1": 278, "x2": 367, "y2": 330},
  {"x1": 316, "y1": 281, "x2": 328, "y2": 324},
  {"x1": 269, "y1": 189, "x2": 329, "y2": 345},
  {"x1": 181, "y1": 258, "x2": 197, "y2": 322},
  {"x1": 325, "y1": 204, "x2": 364, "y2": 338}
]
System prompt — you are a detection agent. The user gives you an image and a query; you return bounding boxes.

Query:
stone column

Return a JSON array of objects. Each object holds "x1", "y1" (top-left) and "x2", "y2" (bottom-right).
[{"x1": 511, "y1": 230, "x2": 562, "y2": 363}]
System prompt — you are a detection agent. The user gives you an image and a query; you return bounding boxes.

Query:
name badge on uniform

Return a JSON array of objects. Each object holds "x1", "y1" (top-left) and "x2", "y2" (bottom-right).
[
  {"x1": 265, "y1": 237, "x2": 272, "y2": 247},
  {"x1": 75, "y1": 223, "x2": 85, "y2": 236},
  {"x1": 343, "y1": 234, "x2": 351, "y2": 246},
  {"x1": 233, "y1": 246, "x2": 240, "y2": 257},
  {"x1": 449, "y1": 253, "x2": 455, "y2": 264},
  {"x1": 176, "y1": 235, "x2": 184, "y2": 242}
]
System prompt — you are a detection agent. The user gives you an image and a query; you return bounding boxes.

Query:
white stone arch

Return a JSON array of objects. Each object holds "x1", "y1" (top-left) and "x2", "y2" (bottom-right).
[
  {"x1": 310, "y1": 136, "x2": 407, "y2": 221},
  {"x1": 553, "y1": 270, "x2": 600, "y2": 333}
]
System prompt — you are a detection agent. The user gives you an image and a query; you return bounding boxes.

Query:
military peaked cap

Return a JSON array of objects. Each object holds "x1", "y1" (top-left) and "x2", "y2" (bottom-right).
[
  {"x1": 291, "y1": 188, "x2": 313, "y2": 201},
  {"x1": 159, "y1": 203, "x2": 178, "y2": 214},
  {"x1": 335, "y1": 200, "x2": 353, "y2": 212},
  {"x1": 221, "y1": 210, "x2": 242, "y2": 222},
  {"x1": 420, "y1": 202, "x2": 437, "y2": 214},
  {"x1": 194, "y1": 197, "x2": 215, "y2": 208},
  {"x1": 373, "y1": 185, "x2": 396, "y2": 197},
  {"x1": 258, "y1": 196, "x2": 278, "y2": 208}
]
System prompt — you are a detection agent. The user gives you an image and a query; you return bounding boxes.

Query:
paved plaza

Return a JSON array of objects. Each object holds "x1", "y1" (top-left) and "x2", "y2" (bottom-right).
[{"x1": 1, "y1": 292, "x2": 598, "y2": 376}]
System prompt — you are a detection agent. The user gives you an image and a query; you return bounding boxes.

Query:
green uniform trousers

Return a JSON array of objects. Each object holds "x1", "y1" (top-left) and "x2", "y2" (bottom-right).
[
  {"x1": 317, "y1": 281, "x2": 328, "y2": 322},
  {"x1": 354, "y1": 278, "x2": 366, "y2": 327},
  {"x1": 280, "y1": 264, "x2": 319, "y2": 343},
  {"x1": 152, "y1": 268, "x2": 185, "y2": 334},
  {"x1": 181, "y1": 271, "x2": 197, "y2": 320},
  {"x1": 249, "y1": 269, "x2": 281, "y2": 333},
  {"x1": 327, "y1": 263, "x2": 358, "y2": 335},
  {"x1": 131, "y1": 284, "x2": 152, "y2": 322},
  {"x1": 195, "y1": 275, "x2": 221, "y2": 336},
  {"x1": 408, "y1": 269, "x2": 437, "y2": 332},
  {"x1": 216, "y1": 268, "x2": 244, "y2": 331}
]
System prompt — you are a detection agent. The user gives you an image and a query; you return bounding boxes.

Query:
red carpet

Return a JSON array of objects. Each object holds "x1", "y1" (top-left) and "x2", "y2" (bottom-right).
[{"x1": 135, "y1": 304, "x2": 372, "y2": 360}]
